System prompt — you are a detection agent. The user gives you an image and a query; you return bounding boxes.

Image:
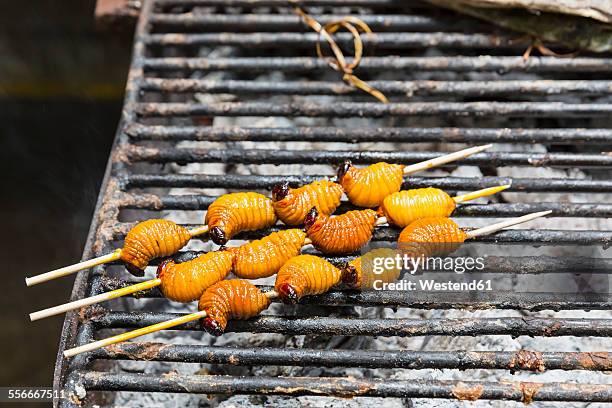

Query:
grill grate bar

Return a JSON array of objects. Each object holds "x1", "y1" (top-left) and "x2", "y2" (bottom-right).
[
  {"x1": 156, "y1": 0, "x2": 406, "y2": 7},
  {"x1": 108, "y1": 223, "x2": 612, "y2": 246},
  {"x1": 98, "y1": 313, "x2": 612, "y2": 335},
  {"x1": 134, "y1": 101, "x2": 612, "y2": 118},
  {"x1": 144, "y1": 32, "x2": 524, "y2": 48},
  {"x1": 123, "y1": 195, "x2": 612, "y2": 218},
  {"x1": 124, "y1": 174, "x2": 612, "y2": 192},
  {"x1": 124, "y1": 146, "x2": 612, "y2": 167},
  {"x1": 92, "y1": 343, "x2": 611, "y2": 371},
  {"x1": 125, "y1": 125, "x2": 612, "y2": 144},
  {"x1": 77, "y1": 371, "x2": 612, "y2": 402},
  {"x1": 143, "y1": 56, "x2": 612, "y2": 73},
  {"x1": 140, "y1": 78, "x2": 612, "y2": 97},
  {"x1": 149, "y1": 13, "x2": 482, "y2": 32},
  {"x1": 97, "y1": 254, "x2": 612, "y2": 280},
  {"x1": 97, "y1": 285, "x2": 612, "y2": 312}
]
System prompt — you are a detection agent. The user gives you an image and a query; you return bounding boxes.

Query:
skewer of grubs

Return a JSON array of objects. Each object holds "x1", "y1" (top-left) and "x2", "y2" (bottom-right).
[
  {"x1": 338, "y1": 144, "x2": 492, "y2": 208},
  {"x1": 62, "y1": 209, "x2": 549, "y2": 358},
  {"x1": 379, "y1": 184, "x2": 510, "y2": 228},
  {"x1": 64, "y1": 254, "x2": 343, "y2": 357},
  {"x1": 25, "y1": 219, "x2": 210, "y2": 286},
  {"x1": 342, "y1": 211, "x2": 553, "y2": 289},
  {"x1": 25, "y1": 192, "x2": 276, "y2": 286},
  {"x1": 30, "y1": 184, "x2": 507, "y2": 320},
  {"x1": 63, "y1": 279, "x2": 278, "y2": 358},
  {"x1": 272, "y1": 145, "x2": 493, "y2": 225}
]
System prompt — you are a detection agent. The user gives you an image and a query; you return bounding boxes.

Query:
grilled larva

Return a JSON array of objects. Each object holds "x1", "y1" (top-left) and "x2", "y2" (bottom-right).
[
  {"x1": 342, "y1": 247, "x2": 401, "y2": 290},
  {"x1": 229, "y1": 229, "x2": 307, "y2": 279},
  {"x1": 156, "y1": 250, "x2": 234, "y2": 303},
  {"x1": 275, "y1": 254, "x2": 342, "y2": 303},
  {"x1": 337, "y1": 161, "x2": 404, "y2": 208},
  {"x1": 205, "y1": 192, "x2": 277, "y2": 245},
  {"x1": 198, "y1": 279, "x2": 271, "y2": 336},
  {"x1": 380, "y1": 187, "x2": 456, "y2": 228},
  {"x1": 304, "y1": 207, "x2": 378, "y2": 254},
  {"x1": 272, "y1": 180, "x2": 344, "y2": 226},
  {"x1": 121, "y1": 219, "x2": 192, "y2": 276},
  {"x1": 398, "y1": 217, "x2": 467, "y2": 258}
]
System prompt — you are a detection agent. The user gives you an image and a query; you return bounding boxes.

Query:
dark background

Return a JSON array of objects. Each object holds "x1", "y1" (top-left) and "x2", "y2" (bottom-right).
[{"x1": 0, "y1": 0, "x2": 131, "y2": 390}]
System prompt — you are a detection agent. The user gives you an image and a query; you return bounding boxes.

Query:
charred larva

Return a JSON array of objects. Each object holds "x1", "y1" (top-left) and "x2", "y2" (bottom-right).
[
  {"x1": 397, "y1": 217, "x2": 467, "y2": 258},
  {"x1": 229, "y1": 229, "x2": 307, "y2": 279},
  {"x1": 304, "y1": 207, "x2": 378, "y2": 254},
  {"x1": 342, "y1": 247, "x2": 401, "y2": 290},
  {"x1": 205, "y1": 192, "x2": 277, "y2": 245},
  {"x1": 157, "y1": 250, "x2": 234, "y2": 303},
  {"x1": 337, "y1": 161, "x2": 404, "y2": 208},
  {"x1": 275, "y1": 254, "x2": 342, "y2": 303},
  {"x1": 272, "y1": 180, "x2": 344, "y2": 226},
  {"x1": 198, "y1": 279, "x2": 271, "y2": 336},
  {"x1": 121, "y1": 219, "x2": 192, "y2": 276}
]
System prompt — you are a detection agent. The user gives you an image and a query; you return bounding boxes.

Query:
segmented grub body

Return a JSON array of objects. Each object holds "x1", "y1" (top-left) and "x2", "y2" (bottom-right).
[
  {"x1": 205, "y1": 192, "x2": 277, "y2": 245},
  {"x1": 272, "y1": 180, "x2": 343, "y2": 226},
  {"x1": 342, "y1": 247, "x2": 402, "y2": 290},
  {"x1": 398, "y1": 217, "x2": 467, "y2": 258},
  {"x1": 275, "y1": 254, "x2": 342, "y2": 303},
  {"x1": 305, "y1": 208, "x2": 378, "y2": 254},
  {"x1": 339, "y1": 162, "x2": 404, "y2": 208},
  {"x1": 380, "y1": 188, "x2": 456, "y2": 228},
  {"x1": 157, "y1": 250, "x2": 234, "y2": 303},
  {"x1": 121, "y1": 219, "x2": 192, "y2": 274},
  {"x1": 198, "y1": 280, "x2": 270, "y2": 335},
  {"x1": 229, "y1": 229, "x2": 307, "y2": 279}
]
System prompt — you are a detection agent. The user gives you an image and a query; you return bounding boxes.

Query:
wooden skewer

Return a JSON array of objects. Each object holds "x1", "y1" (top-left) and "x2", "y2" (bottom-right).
[
  {"x1": 25, "y1": 226, "x2": 209, "y2": 287},
  {"x1": 465, "y1": 210, "x2": 552, "y2": 239},
  {"x1": 452, "y1": 184, "x2": 511, "y2": 204},
  {"x1": 403, "y1": 144, "x2": 491, "y2": 175},
  {"x1": 25, "y1": 249, "x2": 122, "y2": 287},
  {"x1": 63, "y1": 290, "x2": 279, "y2": 358},
  {"x1": 62, "y1": 211, "x2": 551, "y2": 358},
  {"x1": 29, "y1": 278, "x2": 162, "y2": 322}
]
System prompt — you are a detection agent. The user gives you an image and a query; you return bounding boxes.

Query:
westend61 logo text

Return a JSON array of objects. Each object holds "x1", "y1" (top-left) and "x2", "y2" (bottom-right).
[{"x1": 372, "y1": 254, "x2": 486, "y2": 275}]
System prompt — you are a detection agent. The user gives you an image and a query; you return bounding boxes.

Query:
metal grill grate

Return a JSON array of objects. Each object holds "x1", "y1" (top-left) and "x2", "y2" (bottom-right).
[{"x1": 55, "y1": 0, "x2": 612, "y2": 405}]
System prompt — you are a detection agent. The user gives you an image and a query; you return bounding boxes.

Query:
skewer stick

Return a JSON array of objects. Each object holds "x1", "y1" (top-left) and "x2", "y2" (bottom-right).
[
  {"x1": 403, "y1": 144, "x2": 491, "y2": 175},
  {"x1": 465, "y1": 210, "x2": 552, "y2": 239},
  {"x1": 453, "y1": 184, "x2": 511, "y2": 204},
  {"x1": 29, "y1": 278, "x2": 162, "y2": 322},
  {"x1": 25, "y1": 225, "x2": 210, "y2": 287},
  {"x1": 63, "y1": 310, "x2": 209, "y2": 358},
  {"x1": 188, "y1": 225, "x2": 209, "y2": 237},
  {"x1": 25, "y1": 249, "x2": 123, "y2": 287},
  {"x1": 63, "y1": 289, "x2": 279, "y2": 358}
]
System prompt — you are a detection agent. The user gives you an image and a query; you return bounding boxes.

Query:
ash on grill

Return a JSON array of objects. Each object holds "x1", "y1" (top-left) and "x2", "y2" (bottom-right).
[{"x1": 55, "y1": 1, "x2": 612, "y2": 407}]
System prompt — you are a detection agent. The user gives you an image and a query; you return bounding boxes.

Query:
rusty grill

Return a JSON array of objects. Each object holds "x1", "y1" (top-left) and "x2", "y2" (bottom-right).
[{"x1": 54, "y1": 0, "x2": 612, "y2": 406}]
